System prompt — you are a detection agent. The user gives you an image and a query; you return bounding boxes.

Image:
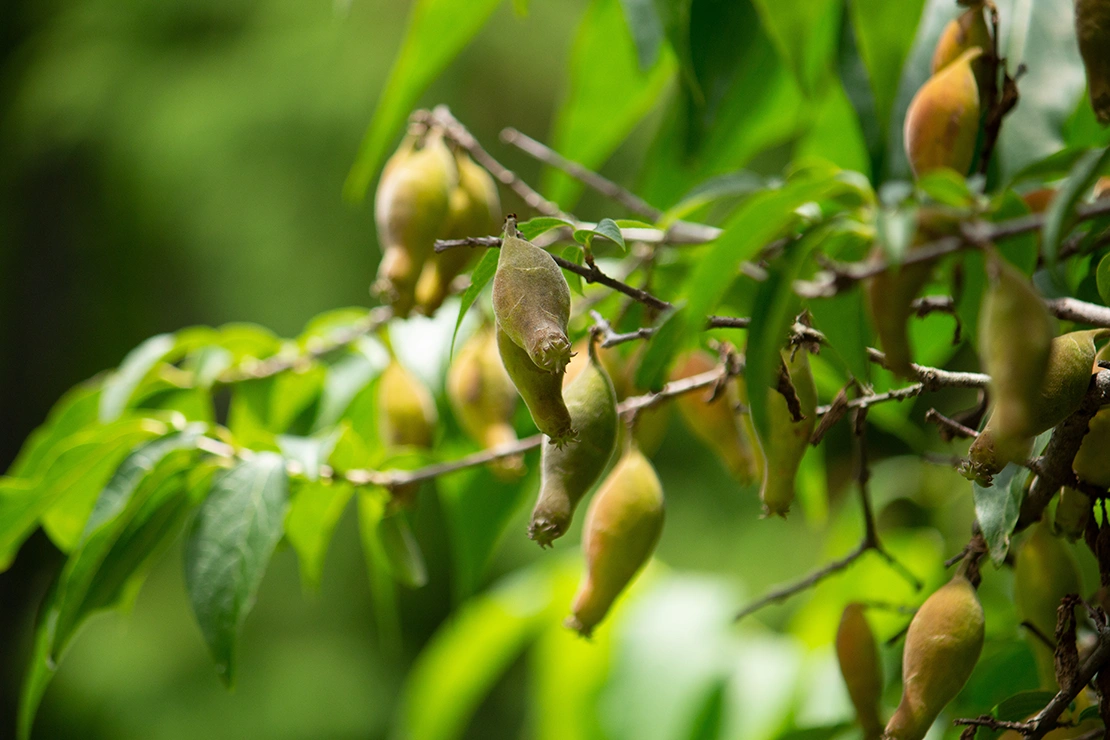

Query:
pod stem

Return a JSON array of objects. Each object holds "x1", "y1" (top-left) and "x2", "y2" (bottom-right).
[{"x1": 502, "y1": 214, "x2": 519, "y2": 238}]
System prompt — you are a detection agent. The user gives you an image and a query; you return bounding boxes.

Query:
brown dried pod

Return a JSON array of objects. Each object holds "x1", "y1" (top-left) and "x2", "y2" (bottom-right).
[
  {"x1": 416, "y1": 150, "x2": 501, "y2": 314},
  {"x1": 565, "y1": 443, "x2": 664, "y2": 638},
  {"x1": 529, "y1": 340, "x2": 619, "y2": 547},
  {"x1": 496, "y1": 324, "x2": 575, "y2": 445},
  {"x1": 375, "y1": 126, "x2": 458, "y2": 317},
  {"x1": 492, "y1": 217, "x2": 572, "y2": 374},
  {"x1": 446, "y1": 324, "x2": 524, "y2": 478},
  {"x1": 884, "y1": 574, "x2": 984, "y2": 740},
  {"x1": 1076, "y1": 0, "x2": 1110, "y2": 125},
  {"x1": 904, "y1": 48, "x2": 983, "y2": 177}
]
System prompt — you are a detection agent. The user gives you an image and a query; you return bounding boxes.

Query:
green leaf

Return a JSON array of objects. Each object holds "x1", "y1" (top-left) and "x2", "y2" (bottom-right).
[
  {"x1": 616, "y1": 0, "x2": 665, "y2": 70},
  {"x1": 394, "y1": 565, "x2": 556, "y2": 740},
  {"x1": 313, "y1": 342, "x2": 389, "y2": 432},
  {"x1": 343, "y1": 0, "x2": 503, "y2": 201},
  {"x1": 0, "y1": 419, "x2": 166, "y2": 569},
  {"x1": 8, "y1": 381, "x2": 101, "y2": 479},
  {"x1": 973, "y1": 464, "x2": 1026, "y2": 566},
  {"x1": 542, "y1": 0, "x2": 675, "y2": 208},
  {"x1": 561, "y1": 246, "x2": 585, "y2": 297},
  {"x1": 437, "y1": 462, "x2": 534, "y2": 599},
  {"x1": 517, "y1": 217, "x2": 576, "y2": 241},
  {"x1": 356, "y1": 491, "x2": 402, "y2": 651},
  {"x1": 184, "y1": 451, "x2": 289, "y2": 685},
  {"x1": 573, "y1": 217, "x2": 627, "y2": 253},
  {"x1": 993, "y1": 690, "x2": 1056, "y2": 722},
  {"x1": 1043, "y1": 146, "x2": 1110, "y2": 268},
  {"x1": 285, "y1": 479, "x2": 353, "y2": 592},
  {"x1": 808, "y1": 288, "x2": 872, "y2": 383},
  {"x1": 750, "y1": 0, "x2": 841, "y2": 96},
  {"x1": 271, "y1": 365, "x2": 327, "y2": 433},
  {"x1": 99, "y1": 333, "x2": 176, "y2": 422},
  {"x1": 1097, "y1": 254, "x2": 1110, "y2": 306},
  {"x1": 278, "y1": 431, "x2": 341, "y2": 481},
  {"x1": 916, "y1": 169, "x2": 975, "y2": 208},
  {"x1": 374, "y1": 509, "x2": 428, "y2": 589},
  {"x1": 848, "y1": 0, "x2": 924, "y2": 138},
  {"x1": 450, "y1": 247, "x2": 499, "y2": 357},
  {"x1": 1077, "y1": 704, "x2": 1102, "y2": 724},
  {"x1": 636, "y1": 174, "x2": 841, "y2": 390},
  {"x1": 793, "y1": 78, "x2": 870, "y2": 173}
]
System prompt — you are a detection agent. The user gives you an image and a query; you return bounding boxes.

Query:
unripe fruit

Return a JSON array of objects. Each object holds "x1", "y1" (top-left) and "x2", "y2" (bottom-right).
[
  {"x1": 1055, "y1": 487, "x2": 1091, "y2": 543},
  {"x1": 904, "y1": 48, "x2": 983, "y2": 178},
  {"x1": 865, "y1": 251, "x2": 933, "y2": 379},
  {"x1": 836, "y1": 603, "x2": 884, "y2": 740},
  {"x1": 1014, "y1": 520, "x2": 1082, "y2": 688},
  {"x1": 979, "y1": 256, "x2": 1055, "y2": 454},
  {"x1": 378, "y1": 359, "x2": 437, "y2": 449},
  {"x1": 967, "y1": 329, "x2": 1108, "y2": 482},
  {"x1": 1076, "y1": 0, "x2": 1110, "y2": 125},
  {"x1": 759, "y1": 349, "x2": 817, "y2": 518},
  {"x1": 884, "y1": 575, "x2": 985, "y2": 740},
  {"x1": 446, "y1": 325, "x2": 524, "y2": 478},
  {"x1": 932, "y1": 4, "x2": 991, "y2": 80},
  {"x1": 416, "y1": 151, "x2": 501, "y2": 314},
  {"x1": 673, "y1": 351, "x2": 760, "y2": 485},
  {"x1": 492, "y1": 220, "x2": 572, "y2": 374},
  {"x1": 376, "y1": 510, "x2": 427, "y2": 588},
  {"x1": 1072, "y1": 342, "x2": 1110, "y2": 488},
  {"x1": 496, "y1": 325, "x2": 575, "y2": 445},
  {"x1": 530, "y1": 341, "x2": 619, "y2": 547},
  {"x1": 375, "y1": 127, "x2": 458, "y2": 317},
  {"x1": 566, "y1": 444, "x2": 664, "y2": 637},
  {"x1": 564, "y1": 340, "x2": 630, "y2": 399}
]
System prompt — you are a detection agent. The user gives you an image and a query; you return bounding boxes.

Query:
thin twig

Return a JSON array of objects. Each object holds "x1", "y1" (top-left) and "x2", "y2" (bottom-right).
[{"x1": 925, "y1": 408, "x2": 980, "y2": 440}]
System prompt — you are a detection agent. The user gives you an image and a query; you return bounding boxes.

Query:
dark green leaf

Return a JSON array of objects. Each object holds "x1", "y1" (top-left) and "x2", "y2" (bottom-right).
[
  {"x1": 99, "y1": 333, "x2": 176, "y2": 422},
  {"x1": 661, "y1": 172, "x2": 767, "y2": 225},
  {"x1": 184, "y1": 451, "x2": 289, "y2": 685},
  {"x1": 617, "y1": 0, "x2": 665, "y2": 69},
  {"x1": 542, "y1": 0, "x2": 675, "y2": 207},
  {"x1": 450, "y1": 248, "x2": 499, "y2": 357},
  {"x1": 750, "y1": 0, "x2": 841, "y2": 95},
  {"x1": 374, "y1": 510, "x2": 428, "y2": 589},
  {"x1": 1043, "y1": 147, "x2": 1110, "y2": 267},
  {"x1": 517, "y1": 216, "x2": 576, "y2": 241},
  {"x1": 848, "y1": 0, "x2": 925, "y2": 137},
  {"x1": 1097, "y1": 254, "x2": 1110, "y2": 306},
  {"x1": 573, "y1": 218, "x2": 626, "y2": 253},
  {"x1": 356, "y1": 491, "x2": 401, "y2": 649},
  {"x1": 343, "y1": 0, "x2": 503, "y2": 201},
  {"x1": 993, "y1": 690, "x2": 1057, "y2": 723},
  {"x1": 973, "y1": 464, "x2": 1025, "y2": 565},
  {"x1": 808, "y1": 288, "x2": 872, "y2": 383},
  {"x1": 561, "y1": 246, "x2": 585, "y2": 296},
  {"x1": 1078, "y1": 704, "x2": 1101, "y2": 723}
]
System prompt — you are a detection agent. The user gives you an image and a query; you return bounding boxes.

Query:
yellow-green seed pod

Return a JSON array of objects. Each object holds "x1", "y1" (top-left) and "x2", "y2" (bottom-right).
[
  {"x1": 1076, "y1": 0, "x2": 1110, "y2": 125},
  {"x1": 979, "y1": 255, "x2": 1055, "y2": 453},
  {"x1": 566, "y1": 444, "x2": 664, "y2": 637},
  {"x1": 673, "y1": 350, "x2": 760, "y2": 485},
  {"x1": 884, "y1": 574, "x2": 985, "y2": 740},
  {"x1": 496, "y1": 324, "x2": 575, "y2": 445},
  {"x1": 530, "y1": 341, "x2": 619, "y2": 547},
  {"x1": 904, "y1": 48, "x2": 983, "y2": 177},
  {"x1": 378, "y1": 359, "x2": 437, "y2": 449},
  {"x1": 1072, "y1": 342, "x2": 1110, "y2": 488},
  {"x1": 375, "y1": 126, "x2": 458, "y2": 317},
  {"x1": 864, "y1": 249, "x2": 934, "y2": 379},
  {"x1": 416, "y1": 151, "x2": 501, "y2": 314},
  {"x1": 492, "y1": 219, "x2": 572, "y2": 373},
  {"x1": 376, "y1": 510, "x2": 427, "y2": 589},
  {"x1": 759, "y1": 349, "x2": 817, "y2": 518},
  {"x1": 836, "y1": 603, "x2": 884, "y2": 740},
  {"x1": 1055, "y1": 487, "x2": 1091, "y2": 543},
  {"x1": 966, "y1": 329, "x2": 1108, "y2": 483},
  {"x1": 932, "y1": 4, "x2": 991, "y2": 85},
  {"x1": 1014, "y1": 520, "x2": 1082, "y2": 689},
  {"x1": 446, "y1": 324, "x2": 524, "y2": 478}
]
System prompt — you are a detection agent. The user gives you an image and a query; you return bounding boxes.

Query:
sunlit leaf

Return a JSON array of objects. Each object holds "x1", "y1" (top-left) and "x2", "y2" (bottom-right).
[{"x1": 99, "y1": 334, "x2": 176, "y2": 422}]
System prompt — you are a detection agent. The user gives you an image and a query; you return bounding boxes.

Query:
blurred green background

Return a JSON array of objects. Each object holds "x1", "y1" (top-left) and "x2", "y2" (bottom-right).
[{"x1": 1, "y1": 0, "x2": 1108, "y2": 738}]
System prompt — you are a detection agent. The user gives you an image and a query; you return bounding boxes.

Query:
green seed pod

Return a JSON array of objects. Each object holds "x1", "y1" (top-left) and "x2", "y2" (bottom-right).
[
  {"x1": 966, "y1": 328, "x2": 1107, "y2": 482},
  {"x1": 1076, "y1": 0, "x2": 1110, "y2": 125},
  {"x1": 378, "y1": 359, "x2": 437, "y2": 449},
  {"x1": 496, "y1": 324, "x2": 575, "y2": 445},
  {"x1": 1015, "y1": 520, "x2": 1082, "y2": 689},
  {"x1": 1055, "y1": 487, "x2": 1091, "y2": 543},
  {"x1": 566, "y1": 444, "x2": 664, "y2": 637},
  {"x1": 375, "y1": 126, "x2": 458, "y2": 317},
  {"x1": 530, "y1": 340, "x2": 619, "y2": 547},
  {"x1": 836, "y1": 603, "x2": 884, "y2": 740},
  {"x1": 979, "y1": 255, "x2": 1055, "y2": 454},
  {"x1": 673, "y1": 350, "x2": 760, "y2": 485},
  {"x1": 416, "y1": 151, "x2": 501, "y2": 314},
  {"x1": 759, "y1": 349, "x2": 817, "y2": 518},
  {"x1": 492, "y1": 219, "x2": 572, "y2": 373},
  {"x1": 904, "y1": 48, "x2": 982, "y2": 177},
  {"x1": 446, "y1": 324, "x2": 524, "y2": 478},
  {"x1": 864, "y1": 251, "x2": 934, "y2": 379},
  {"x1": 884, "y1": 574, "x2": 985, "y2": 740},
  {"x1": 376, "y1": 510, "x2": 428, "y2": 589}
]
